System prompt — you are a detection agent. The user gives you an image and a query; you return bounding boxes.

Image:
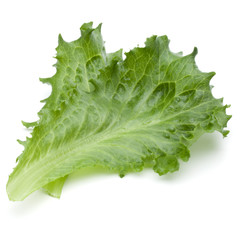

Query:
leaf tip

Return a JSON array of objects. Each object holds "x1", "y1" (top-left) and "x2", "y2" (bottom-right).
[
  {"x1": 58, "y1": 34, "x2": 65, "y2": 45},
  {"x1": 192, "y1": 47, "x2": 198, "y2": 57},
  {"x1": 96, "y1": 23, "x2": 103, "y2": 32},
  {"x1": 80, "y1": 22, "x2": 94, "y2": 35},
  {"x1": 39, "y1": 77, "x2": 52, "y2": 84},
  {"x1": 209, "y1": 71, "x2": 216, "y2": 77},
  {"x1": 17, "y1": 139, "x2": 26, "y2": 146},
  {"x1": 21, "y1": 120, "x2": 37, "y2": 128},
  {"x1": 222, "y1": 130, "x2": 230, "y2": 138}
]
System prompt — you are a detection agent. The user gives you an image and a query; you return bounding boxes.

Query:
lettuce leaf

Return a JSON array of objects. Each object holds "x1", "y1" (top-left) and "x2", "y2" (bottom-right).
[{"x1": 7, "y1": 22, "x2": 230, "y2": 201}]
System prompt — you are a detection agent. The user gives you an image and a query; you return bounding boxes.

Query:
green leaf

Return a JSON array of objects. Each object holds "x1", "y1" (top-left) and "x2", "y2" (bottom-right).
[
  {"x1": 7, "y1": 23, "x2": 230, "y2": 201},
  {"x1": 42, "y1": 176, "x2": 67, "y2": 198}
]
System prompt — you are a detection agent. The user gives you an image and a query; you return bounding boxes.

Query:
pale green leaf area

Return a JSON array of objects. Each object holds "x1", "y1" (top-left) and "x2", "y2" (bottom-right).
[{"x1": 7, "y1": 22, "x2": 230, "y2": 201}]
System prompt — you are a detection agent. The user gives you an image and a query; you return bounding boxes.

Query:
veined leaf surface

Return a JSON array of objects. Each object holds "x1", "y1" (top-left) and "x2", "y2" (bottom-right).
[{"x1": 7, "y1": 23, "x2": 230, "y2": 201}]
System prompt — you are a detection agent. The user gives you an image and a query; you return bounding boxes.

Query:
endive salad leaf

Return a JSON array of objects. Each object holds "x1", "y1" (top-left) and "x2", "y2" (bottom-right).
[{"x1": 7, "y1": 22, "x2": 230, "y2": 201}]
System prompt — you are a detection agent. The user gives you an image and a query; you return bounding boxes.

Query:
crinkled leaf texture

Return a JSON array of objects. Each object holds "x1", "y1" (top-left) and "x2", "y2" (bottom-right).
[{"x1": 7, "y1": 22, "x2": 230, "y2": 201}]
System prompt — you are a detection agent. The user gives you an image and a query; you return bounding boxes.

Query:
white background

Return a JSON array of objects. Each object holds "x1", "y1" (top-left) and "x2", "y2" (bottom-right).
[{"x1": 0, "y1": 0, "x2": 239, "y2": 239}]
